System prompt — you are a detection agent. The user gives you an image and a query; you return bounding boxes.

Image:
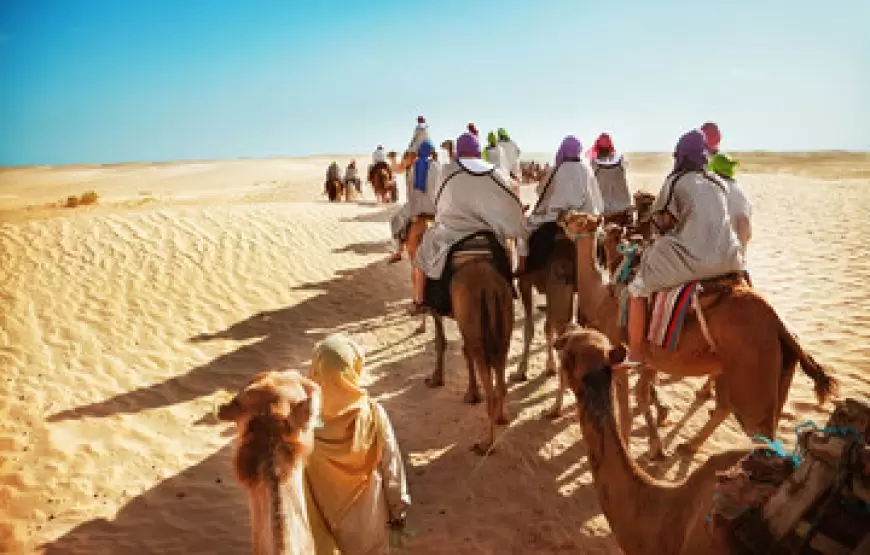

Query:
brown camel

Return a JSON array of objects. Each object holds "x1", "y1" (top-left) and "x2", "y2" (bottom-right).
[
  {"x1": 557, "y1": 210, "x2": 837, "y2": 459},
  {"x1": 424, "y1": 245, "x2": 515, "y2": 456},
  {"x1": 218, "y1": 370, "x2": 328, "y2": 555},
  {"x1": 554, "y1": 326, "x2": 750, "y2": 555},
  {"x1": 324, "y1": 178, "x2": 344, "y2": 203},
  {"x1": 509, "y1": 226, "x2": 576, "y2": 383}
]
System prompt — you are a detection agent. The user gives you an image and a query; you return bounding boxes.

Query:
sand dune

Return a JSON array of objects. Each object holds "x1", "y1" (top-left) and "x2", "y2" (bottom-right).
[{"x1": 1, "y1": 153, "x2": 868, "y2": 554}]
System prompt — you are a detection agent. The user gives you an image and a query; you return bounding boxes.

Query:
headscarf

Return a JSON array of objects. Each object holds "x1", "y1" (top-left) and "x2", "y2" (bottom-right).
[
  {"x1": 305, "y1": 333, "x2": 387, "y2": 530},
  {"x1": 467, "y1": 122, "x2": 479, "y2": 136},
  {"x1": 456, "y1": 132, "x2": 482, "y2": 158},
  {"x1": 673, "y1": 129, "x2": 709, "y2": 172},
  {"x1": 497, "y1": 128, "x2": 511, "y2": 142},
  {"x1": 709, "y1": 152, "x2": 739, "y2": 178},
  {"x1": 590, "y1": 133, "x2": 615, "y2": 159},
  {"x1": 555, "y1": 135, "x2": 582, "y2": 166},
  {"x1": 701, "y1": 122, "x2": 721, "y2": 153},
  {"x1": 487, "y1": 131, "x2": 498, "y2": 149},
  {"x1": 413, "y1": 140, "x2": 434, "y2": 191}
]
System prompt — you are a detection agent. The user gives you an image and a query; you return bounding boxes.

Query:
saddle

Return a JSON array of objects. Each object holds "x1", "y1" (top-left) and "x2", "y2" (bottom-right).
[
  {"x1": 711, "y1": 398, "x2": 870, "y2": 554},
  {"x1": 424, "y1": 232, "x2": 515, "y2": 317}
]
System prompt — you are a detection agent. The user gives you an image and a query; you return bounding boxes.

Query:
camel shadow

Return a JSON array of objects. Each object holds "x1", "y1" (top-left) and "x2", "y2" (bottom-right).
[
  {"x1": 332, "y1": 240, "x2": 392, "y2": 256},
  {"x1": 340, "y1": 205, "x2": 398, "y2": 223},
  {"x1": 365, "y1": 352, "x2": 620, "y2": 555},
  {"x1": 41, "y1": 444, "x2": 250, "y2": 554},
  {"x1": 47, "y1": 259, "x2": 412, "y2": 422}
]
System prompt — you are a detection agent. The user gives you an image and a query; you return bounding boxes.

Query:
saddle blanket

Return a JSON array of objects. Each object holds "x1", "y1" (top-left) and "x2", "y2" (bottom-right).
[{"x1": 647, "y1": 281, "x2": 698, "y2": 351}]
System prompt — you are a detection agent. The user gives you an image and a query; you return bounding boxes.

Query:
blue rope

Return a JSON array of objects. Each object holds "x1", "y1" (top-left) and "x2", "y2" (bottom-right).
[{"x1": 615, "y1": 243, "x2": 638, "y2": 284}]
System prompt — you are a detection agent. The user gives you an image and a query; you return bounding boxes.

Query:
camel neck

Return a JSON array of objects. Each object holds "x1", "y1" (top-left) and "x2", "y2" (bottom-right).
[
  {"x1": 576, "y1": 369, "x2": 683, "y2": 555},
  {"x1": 574, "y1": 236, "x2": 610, "y2": 325},
  {"x1": 250, "y1": 462, "x2": 313, "y2": 555}
]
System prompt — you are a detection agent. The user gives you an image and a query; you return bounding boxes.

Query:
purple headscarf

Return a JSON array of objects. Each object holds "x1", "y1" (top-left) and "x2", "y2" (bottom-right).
[
  {"x1": 673, "y1": 129, "x2": 709, "y2": 172},
  {"x1": 555, "y1": 136, "x2": 583, "y2": 166},
  {"x1": 456, "y1": 132, "x2": 481, "y2": 158}
]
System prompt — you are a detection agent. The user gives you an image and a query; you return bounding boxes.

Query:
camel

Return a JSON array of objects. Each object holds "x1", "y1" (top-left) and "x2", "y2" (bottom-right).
[
  {"x1": 324, "y1": 178, "x2": 344, "y2": 203},
  {"x1": 554, "y1": 326, "x2": 751, "y2": 555},
  {"x1": 218, "y1": 370, "x2": 324, "y2": 555},
  {"x1": 555, "y1": 210, "x2": 837, "y2": 459},
  {"x1": 509, "y1": 223, "x2": 576, "y2": 383},
  {"x1": 423, "y1": 236, "x2": 515, "y2": 456}
]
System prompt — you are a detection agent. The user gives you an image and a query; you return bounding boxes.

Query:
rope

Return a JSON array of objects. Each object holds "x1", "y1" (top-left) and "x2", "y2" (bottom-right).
[{"x1": 615, "y1": 243, "x2": 638, "y2": 284}]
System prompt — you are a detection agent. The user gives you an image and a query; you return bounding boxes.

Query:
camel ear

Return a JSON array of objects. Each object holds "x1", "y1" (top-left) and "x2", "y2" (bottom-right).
[
  {"x1": 608, "y1": 345, "x2": 627, "y2": 365},
  {"x1": 290, "y1": 396, "x2": 316, "y2": 430},
  {"x1": 218, "y1": 399, "x2": 242, "y2": 422}
]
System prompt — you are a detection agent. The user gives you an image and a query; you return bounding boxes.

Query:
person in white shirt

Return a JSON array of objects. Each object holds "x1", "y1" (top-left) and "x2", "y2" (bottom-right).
[
  {"x1": 709, "y1": 152, "x2": 752, "y2": 252},
  {"x1": 497, "y1": 128, "x2": 521, "y2": 181},
  {"x1": 410, "y1": 132, "x2": 526, "y2": 314},
  {"x1": 372, "y1": 144, "x2": 387, "y2": 165},
  {"x1": 405, "y1": 116, "x2": 431, "y2": 158},
  {"x1": 483, "y1": 131, "x2": 506, "y2": 170},
  {"x1": 589, "y1": 133, "x2": 632, "y2": 215},
  {"x1": 515, "y1": 136, "x2": 603, "y2": 275}
]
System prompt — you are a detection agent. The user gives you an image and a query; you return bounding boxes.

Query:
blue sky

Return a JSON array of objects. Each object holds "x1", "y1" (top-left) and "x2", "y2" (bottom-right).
[{"x1": 1, "y1": 0, "x2": 868, "y2": 166}]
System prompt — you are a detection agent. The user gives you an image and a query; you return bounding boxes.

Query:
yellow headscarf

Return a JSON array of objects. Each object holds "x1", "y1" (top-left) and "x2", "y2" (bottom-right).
[{"x1": 305, "y1": 333, "x2": 386, "y2": 532}]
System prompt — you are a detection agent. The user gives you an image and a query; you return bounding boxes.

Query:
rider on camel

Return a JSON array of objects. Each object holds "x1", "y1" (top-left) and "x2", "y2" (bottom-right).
[
  {"x1": 515, "y1": 136, "x2": 603, "y2": 276},
  {"x1": 620, "y1": 129, "x2": 745, "y2": 368},
  {"x1": 368, "y1": 145, "x2": 392, "y2": 185},
  {"x1": 589, "y1": 133, "x2": 632, "y2": 216},
  {"x1": 344, "y1": 160, "x2": 360, "y2": 194},
  {"x1": 409, "y1": 132, "x2": 526, "y2": 315},
  {"x1": 387, "y1": 140, "x2": 440, "y2": 264},
  {"x1": 709, "y1": 152, "x2": 752, "y2": 253}
]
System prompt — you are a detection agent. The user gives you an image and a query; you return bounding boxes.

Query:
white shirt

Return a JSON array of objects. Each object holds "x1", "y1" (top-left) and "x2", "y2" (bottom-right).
[{"x1": 499, "y1": 140, "x2": 521, "y2": 177}]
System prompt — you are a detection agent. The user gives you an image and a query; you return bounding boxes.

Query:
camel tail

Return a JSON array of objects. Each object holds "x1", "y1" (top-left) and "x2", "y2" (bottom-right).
[
  {"x1": 777, "y1": 319, "x2": 838, "y2": 404},
  {"x1": 479, "y1": 288, "x2": 507, "y2": 371}
]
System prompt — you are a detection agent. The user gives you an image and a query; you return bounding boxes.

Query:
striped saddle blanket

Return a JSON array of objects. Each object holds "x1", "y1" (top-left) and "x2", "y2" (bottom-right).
[{"x1": 647, "y1": 281, "x2": 699, "y2": 352}]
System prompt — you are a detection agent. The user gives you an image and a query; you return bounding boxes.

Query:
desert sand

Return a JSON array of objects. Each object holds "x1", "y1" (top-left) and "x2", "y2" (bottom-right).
[{"x1": 1, "y1": 152, "x2": 868, "y2": 554}]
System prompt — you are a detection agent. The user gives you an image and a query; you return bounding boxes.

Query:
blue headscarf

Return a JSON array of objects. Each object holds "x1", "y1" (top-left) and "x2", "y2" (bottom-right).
[{"x1": 413, "y1": 140, "x2": 434, "y2": 192}]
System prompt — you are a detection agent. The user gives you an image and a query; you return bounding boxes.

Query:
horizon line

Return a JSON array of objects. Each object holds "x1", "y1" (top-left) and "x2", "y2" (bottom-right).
[{"x1": 2, "y1": 149, "x2": 869, "y2": 170}]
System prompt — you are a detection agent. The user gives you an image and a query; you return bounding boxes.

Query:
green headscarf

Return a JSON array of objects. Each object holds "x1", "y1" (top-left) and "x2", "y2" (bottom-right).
[
  {"x1": 482, "y1": 131, "x2": 498, "y2": 161},
  {"x1": 497, "y1": 128, "x2": 510, "y2": 142},
  {"x1": 708, "y1": 152, "x2": 739, "y2": 178}
]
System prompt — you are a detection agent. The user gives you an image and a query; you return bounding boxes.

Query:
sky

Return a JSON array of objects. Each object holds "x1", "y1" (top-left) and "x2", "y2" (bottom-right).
[{"x1": 0, "y1": 0, "x2": 868, "y2": 166}]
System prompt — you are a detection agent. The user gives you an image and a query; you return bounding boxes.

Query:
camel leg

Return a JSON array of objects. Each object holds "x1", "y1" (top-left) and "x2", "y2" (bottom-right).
[
  {"x1": 462, "y1": 344, "x2": 482, "y2": 404},
  {"x1": 678, "y1": 376, "x2": 731, "y2": 455},
  {"x1": 472, "y1": 355, "x2": 498, "y2": 456},
  {"x1": 544, "y1": 316, "x2": 558, "y2": 377},
  {"x1": 424, "y1": 315, "x2": 446, "y2": 388},
  {"x1": 546, "y1": 365, "x2": 566, "y2": 419},
  {"x1": 510, "y1": 280, "x2": 534, "y2": 383},
  {"x1": 494, "y1": 358, "x2": 509, "y2": 425},
  {"x1": 636, "y1": 369, "x2": 664, "y2": 459}
]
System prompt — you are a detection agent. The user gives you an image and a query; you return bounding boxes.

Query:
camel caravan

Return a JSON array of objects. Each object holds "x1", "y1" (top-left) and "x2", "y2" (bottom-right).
[{"x1": 225, "y1": 117, "x2": 868, "y2": 554}]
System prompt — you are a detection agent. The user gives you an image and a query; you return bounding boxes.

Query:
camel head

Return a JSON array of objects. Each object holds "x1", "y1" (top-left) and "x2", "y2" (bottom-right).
[
  {"x1": 558, "y1": 210, "x2": 601, "y2": 239},
  {"x1": 633, "y1": 191, "x2": 656, "y2": 217},
  {"x1": 218, "y1": 370, "x2": 322, "y2": 485},
  {"x1": 440, "y1": 140, "x2": 455, "y2": 160},
  {"x1": 554, "y1": 326, "x2": 626, "y2": 419},
  {"x1": 386, "y1": 151, "x2": 398, "y2": 162}
]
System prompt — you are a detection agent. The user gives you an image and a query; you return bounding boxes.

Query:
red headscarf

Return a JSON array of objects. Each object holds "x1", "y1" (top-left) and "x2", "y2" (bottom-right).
[
  {"x1": 589, "y1": 133, "x2": 615, "y2": 159},
  {"x1": 701, "y1": 122, "x2": 721, "y2": 152},
  {"x1": 467, "y1": 122, "x2": 479, "y2": 136},
  {"x1": 417, "y1": 116, "x2": 426, "y2": 124}
]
